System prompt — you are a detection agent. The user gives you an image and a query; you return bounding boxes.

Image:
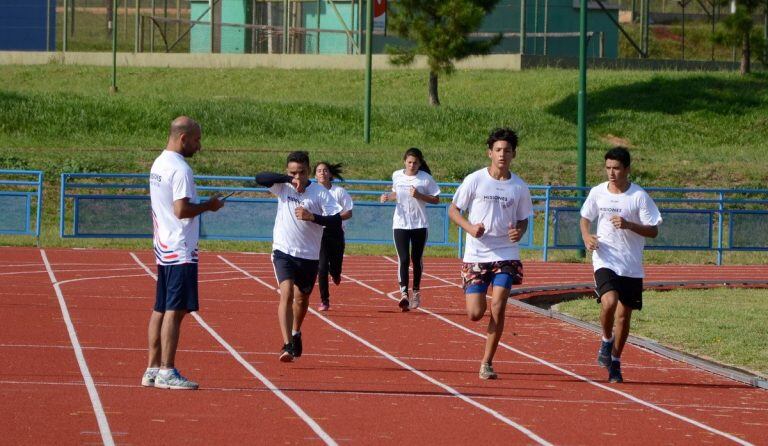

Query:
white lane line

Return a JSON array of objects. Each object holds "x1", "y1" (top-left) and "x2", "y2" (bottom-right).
[
  {"x1": 0, "y1": 342, "x2": 708, "y2": 371},
  {"x1": 7, "y1": 378, "x2": 761, "y2": 412},
  {"x1": 129, "y1": 253, "x2": 337, "y2": 446},
  {"x1": 375, "y1": 257, "x2": 754, "y2": 446},
  {"x1": 220, "y1": 255, "x2": 553, "y2": 446},
  {"x1": 40, "y1": 249, "x2": 115, "y2": 446},
  {"x1": 0, "y1": 269, "x2": 48, "y2": 276}
]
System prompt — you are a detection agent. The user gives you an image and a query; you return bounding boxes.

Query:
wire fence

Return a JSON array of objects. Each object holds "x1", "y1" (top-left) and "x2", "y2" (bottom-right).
[
  {"x1": 57, "y1": 172, "x2": 768, "y2": 265},
  {"x1": 5, "y1": 0, "x2": 757, "y2": 61}
]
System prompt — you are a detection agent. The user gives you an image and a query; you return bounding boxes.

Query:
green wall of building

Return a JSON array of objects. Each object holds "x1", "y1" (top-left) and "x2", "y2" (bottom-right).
[
  {"x1": 189, "y1": 0, "x2": 618, "y2": 58},
  {"x1": 191, "y1": 0, "x2": 252, "y2": 54}
]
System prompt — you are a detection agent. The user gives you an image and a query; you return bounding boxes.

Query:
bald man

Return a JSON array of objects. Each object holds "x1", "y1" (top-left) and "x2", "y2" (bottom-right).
[{"x1": 142, "y1": 116, "x2": 224, "y2": 390}]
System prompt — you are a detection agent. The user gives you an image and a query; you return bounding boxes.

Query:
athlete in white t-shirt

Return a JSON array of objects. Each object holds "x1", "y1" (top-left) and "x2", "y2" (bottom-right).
[
  {"x1": 255, "y1": 151, "x2": 343, "y2": 362},
  {"x1": 144, "y1": 116, "x2": 224, "y2": 390},
  {"x1": 580, "y1": 147, "x2": 661, "y2": 383},
  {"x1": 449, "y1": 128, "x2": 533, "y2": 380},
  {"x1": 380, "y1": 148, "x2": 441, "y2": 311},
  {"x1": 314, "y1": 162, "x2": 354, "y2": 311}
]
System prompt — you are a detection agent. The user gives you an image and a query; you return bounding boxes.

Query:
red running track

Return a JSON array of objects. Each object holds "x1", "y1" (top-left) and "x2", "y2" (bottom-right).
[{"x1": 1, "y1": 247, "x2": 766, "y2": 445}]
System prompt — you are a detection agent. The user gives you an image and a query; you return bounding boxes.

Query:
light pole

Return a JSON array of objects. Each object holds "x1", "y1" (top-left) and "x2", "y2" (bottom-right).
[{"x1": 364, "y1": 0, "x2": 373, "y2": 143}]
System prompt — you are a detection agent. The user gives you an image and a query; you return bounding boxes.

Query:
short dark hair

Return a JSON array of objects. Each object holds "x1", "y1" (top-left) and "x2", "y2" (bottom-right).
[
  {"x1": 315, "y1": 161, "x2": 345, "y2": 181},
  {"x1": 605, "y1": 147, "x2": 631, "y2": 168},
  {"x1": 286, "y1": 151, "x2": 310, "y2": 167},
  {"x1": 486, "y1": 128, "x2": 518, "y2": 151}
]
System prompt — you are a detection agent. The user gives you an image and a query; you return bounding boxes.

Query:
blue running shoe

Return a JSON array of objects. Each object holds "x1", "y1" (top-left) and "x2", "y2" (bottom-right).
[
  {"x1": 609, "y1": 360, "x2": 623, "y2": 383},
  {"x1": 597, "y1": 339, "x2": 613, "y2": 368}
]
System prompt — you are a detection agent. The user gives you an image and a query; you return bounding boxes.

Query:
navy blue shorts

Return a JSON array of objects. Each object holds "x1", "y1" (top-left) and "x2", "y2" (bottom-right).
[
  {"x1": 272, "y1": 250, "x2": 319, "y2": 295},
  {"x1": 155, "y1": 263, "x2": 199, "y2": 312},
  {"x1": 594, "y1": 268, "x2": 643, "y2": 311}
]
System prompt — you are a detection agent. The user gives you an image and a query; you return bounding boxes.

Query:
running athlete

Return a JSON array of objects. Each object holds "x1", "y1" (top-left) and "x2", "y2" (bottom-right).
[
  {"x1": 315, "y1": 162, "x2": 353, "y2": 311},
  {"x1": 380, "y1": 148, "x2": 441, "y2": 311},
  {"x1": 580, "y1": 147, "x2": 661, "y2": 383},
  {"x1": 448, "y1": 128, "x2": 532, "y2": 380},
  {"x1": 255, "y1": 151, "x2": 342, "y2": 362}
]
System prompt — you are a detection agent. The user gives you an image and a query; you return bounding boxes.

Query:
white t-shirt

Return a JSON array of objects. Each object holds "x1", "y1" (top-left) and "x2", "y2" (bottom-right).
[
  {"x1": 270, "y1": 181, "x2": 343, "y2": 260},
  {"x1": 150, "y1": 150, "x2": 199, "y2": 265},
  {"x1": 580, "y1": 182, "x2": 662, "y2": 278},
  {"x1": 326, "y1": 184, "x2": 354, "y2": 231},
  {"x1": 452, "y1": 168, "x2": 533, "y2": 263},
  {"x1": 390, "y1": 169, "x2": 441, "y2": 230}
]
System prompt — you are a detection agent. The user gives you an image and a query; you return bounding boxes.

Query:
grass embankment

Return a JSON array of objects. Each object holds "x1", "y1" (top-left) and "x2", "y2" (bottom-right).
[
  {"x1": 555, "y1": 288, "x2": 768, "y2": 377},
  {"x1": 1, "y1": 65, "x2": 767, "y2": 259}
]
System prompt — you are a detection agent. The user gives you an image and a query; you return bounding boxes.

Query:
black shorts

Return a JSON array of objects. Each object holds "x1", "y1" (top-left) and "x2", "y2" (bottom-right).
[
  {"x1": 594, "y1": 268, "x2": 643, "y2": 311},
  {"x1": 155, "y1": 263, "x2": 199, "y2": 312},
  {"x1": 272, "y1": 250, "x2": 319, "y2": 295}
]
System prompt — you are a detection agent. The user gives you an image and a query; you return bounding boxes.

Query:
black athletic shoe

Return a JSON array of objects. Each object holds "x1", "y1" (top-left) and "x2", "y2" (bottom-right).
[
  {"x1": 279, "y1": 343, "x2": 294, "y2": 362},
  {"x1": 292, "y1": 332, "x2": 303, "y2": 358},
  {"x1": 608, "y1": 360, "x2": 623, "y2": 383}
]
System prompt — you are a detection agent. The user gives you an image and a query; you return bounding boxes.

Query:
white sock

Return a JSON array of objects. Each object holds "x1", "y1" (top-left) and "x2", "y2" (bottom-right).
[
  {"x1": 158, "y1": 368, "x2": 174, "y2": 377},
  {"x1": 611, "y1": 355, "x2": 621, "y2": 363},
  {"x1": 602, "y1": 335, "x2": 614, "y2": 343},
  {"x1": 146, "y1": 367, "x2": 159, "y2": 374},
  {"x1": 292, "y1": 330, "x2": 300, "y2": 336}
]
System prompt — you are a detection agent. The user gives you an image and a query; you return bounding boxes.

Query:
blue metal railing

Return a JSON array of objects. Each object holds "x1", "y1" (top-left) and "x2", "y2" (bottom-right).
[
  {"x1": 0, "y1": 170, "x2": 43, "y2": 238},
  {"x1": 58, "y1": 173, "x2": 768, "y2": 264}
]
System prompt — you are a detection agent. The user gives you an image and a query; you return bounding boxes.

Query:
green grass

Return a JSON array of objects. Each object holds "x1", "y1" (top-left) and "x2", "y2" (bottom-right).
[
  {"x1": 554, "y1": 288, "x2": 768, "y2": 377},
  {"x1": 2, "y1": 65, "x2": 767, "y2": 186},
  {"x1": 1, "y1": 65, "x2": 768, "y2": 258}
]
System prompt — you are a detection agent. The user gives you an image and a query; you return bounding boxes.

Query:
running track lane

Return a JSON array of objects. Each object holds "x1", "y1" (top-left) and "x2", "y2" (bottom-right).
[
  {"x1": 36, "y1": 248, "x2": 337, "y2": 444},
  {"x1": 0, "y1": 248, "x2": 107, "y2": 444},
  {"x1": 218, "y1": 253, "x2": 766, "y2": 445},
  {"x1": 3, "y1": 248, "x2": 767, "y2": 445},
  {"x1": 385, "y1": 256, "x2": 768, "y2": 444},
  {"x1": 152, "y1": 252, "x2": 555, "y2": 445}
]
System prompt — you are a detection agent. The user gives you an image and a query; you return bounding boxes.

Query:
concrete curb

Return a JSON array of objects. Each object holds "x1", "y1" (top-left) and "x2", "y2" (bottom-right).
[{"x1": 508, "y1": 280, "x2": 768, "y2": 390}]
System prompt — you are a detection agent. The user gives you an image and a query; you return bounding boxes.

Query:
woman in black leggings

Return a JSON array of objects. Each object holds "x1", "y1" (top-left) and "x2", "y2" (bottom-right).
[
  {"x1": 315, "y1": 162, "x2": 353, "y2": 311},
  {"x1": 380, "y1": 148, "x2": 441, "y2": 311}
]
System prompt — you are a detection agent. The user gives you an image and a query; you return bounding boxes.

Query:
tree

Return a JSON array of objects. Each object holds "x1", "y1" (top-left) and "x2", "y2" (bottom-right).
[
  {"x1": 712, "y1": 0, "x2": 767, "y2": 74},
  {"x1": 386, "y1": 0, "x2": 502, "y2": 106}
]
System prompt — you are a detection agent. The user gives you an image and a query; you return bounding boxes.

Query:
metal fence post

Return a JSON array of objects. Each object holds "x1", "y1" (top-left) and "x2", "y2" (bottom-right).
[
  {"x1": 110, "y1": 0, "x2": 118, "y2": 93},
  {"x1": 717, "y1": 191, "x2": 724, "y2": 265},
  {"x1": 135, "y1": 0, "x2": 141, "y2": 52},
  {"x1": 519, "y1": 0, "x2": 527, "y2": 55},
  {"x1": 542, "y1": 187, "x2": 551, "y2": 261}
]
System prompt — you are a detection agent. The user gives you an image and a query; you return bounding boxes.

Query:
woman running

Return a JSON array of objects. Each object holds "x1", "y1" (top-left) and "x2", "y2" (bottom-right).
[
  {"x1": 315, "y1": 162, "x2": 354, "y2": 311},
  {"x1": 380, "y1": 148, "x2": 441, "y2": 311}
]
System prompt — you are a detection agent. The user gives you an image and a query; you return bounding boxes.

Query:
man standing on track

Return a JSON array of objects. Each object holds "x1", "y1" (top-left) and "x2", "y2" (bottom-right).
[
  {"x1": 449, "y1": 128, "x2": 533, "y2": 380},
  {"x1": 142, "y1": 116, "x2": 224, "y2": 390},
  {"x1": 580, "y1": 147, "x2": 661, "y2": 383},
  {"x1": 255, "y1": 151, "x2": 342, "y2": 362}
]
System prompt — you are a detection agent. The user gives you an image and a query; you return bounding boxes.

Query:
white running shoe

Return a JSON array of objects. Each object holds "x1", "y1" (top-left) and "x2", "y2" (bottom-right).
[
  {"x1": 479, "y1": 363, "x2": 498, "y2": 380},
  {"x1": 409, "y1": 290, "x2": 421, "y2": 309},
  {"x1": 141, "y1": 368, "x2": 158, "y2": 387},
  {"x1": 154, "y1": 368, "x2": 199, "y2": 390}
]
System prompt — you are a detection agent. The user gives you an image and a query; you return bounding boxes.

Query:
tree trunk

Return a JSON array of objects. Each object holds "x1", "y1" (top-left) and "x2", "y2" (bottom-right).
[
  {"x1": 740, "y1": 30, "x2": 751, "y2": 75},
  {"x1": 428, "y1": 71, "x2": 440, "y2": 106}
]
